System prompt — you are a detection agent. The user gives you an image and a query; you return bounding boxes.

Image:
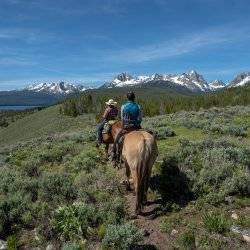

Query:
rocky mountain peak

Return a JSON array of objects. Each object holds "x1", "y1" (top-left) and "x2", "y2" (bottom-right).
[
  {"x1": 115, "y1": 73, "x2": 134, "y2": 82},
  {"x1": 186, "y1": 70, "x2": 206, "y2": 83},
  {"x1": 229, "y1": 72, "x2": 250, "y2": 87},
  {"x1": 152, "y1": 73, "x2": 164, "y2": 80},
  {"x1": 209, "y1": 80, "x2": 226, "y2": 90},
  {"x1": 210, "y1": 80, "x2": 225, "y2": 86}
]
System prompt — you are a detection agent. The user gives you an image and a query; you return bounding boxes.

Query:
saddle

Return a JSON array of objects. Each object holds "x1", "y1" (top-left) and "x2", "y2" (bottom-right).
[{"x1": 102, "y1": 120, "x2": 118, "y2": 134}]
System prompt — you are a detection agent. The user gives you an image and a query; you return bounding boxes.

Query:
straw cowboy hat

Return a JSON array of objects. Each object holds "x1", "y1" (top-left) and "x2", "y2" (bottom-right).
[{"x1": 105, "y1": 99, "x2": 117, "y2": 106}]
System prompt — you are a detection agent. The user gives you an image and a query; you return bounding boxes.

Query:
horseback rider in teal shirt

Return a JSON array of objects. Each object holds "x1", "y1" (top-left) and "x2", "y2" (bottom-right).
[
  {"x1": 121, "y1": 92, "x2": 142, "y2": 129},
  {"x1": 112, "y1": 92, "x2": 142, "y2": 164}
]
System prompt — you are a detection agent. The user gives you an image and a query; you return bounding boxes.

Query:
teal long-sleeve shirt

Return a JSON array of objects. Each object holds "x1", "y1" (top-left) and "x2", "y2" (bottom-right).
[{"x1": 121, "y1": 101, "x2": 142, "y2": 128}]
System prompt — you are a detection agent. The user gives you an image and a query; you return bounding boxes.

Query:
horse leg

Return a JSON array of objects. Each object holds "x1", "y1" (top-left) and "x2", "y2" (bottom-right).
[
  {"x1": 124, "y1": 160, "x2": 132, "y2": 191},
  {"x1": 143, "y1": 157, "x2": 154, "y2": 205},
  {"x1": 104, "y1": 144, "x2": 109, "y2": 161},
  {"x1": 135, "y1": 181, "x2": 143, "y2": 215},
  {"x1": 143, "y1": 172, "x2": 151, "y2": 205}
]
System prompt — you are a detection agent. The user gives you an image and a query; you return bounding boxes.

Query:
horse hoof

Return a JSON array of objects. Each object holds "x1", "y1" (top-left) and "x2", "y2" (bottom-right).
[{"x1": 135, "y1": 210, "x2": 142, "y2": 216}]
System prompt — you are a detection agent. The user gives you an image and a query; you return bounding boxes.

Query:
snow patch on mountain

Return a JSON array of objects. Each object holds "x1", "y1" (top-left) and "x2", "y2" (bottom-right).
[
  {"x1": 209, "y1": 80, "x2": 226, "y2": 90},
  {"x1": 229, "y1": 73, "x2": 250, "y2": 88},
  {"x1": 237, "y1": 76, "x2": 250, "y2": 86}
]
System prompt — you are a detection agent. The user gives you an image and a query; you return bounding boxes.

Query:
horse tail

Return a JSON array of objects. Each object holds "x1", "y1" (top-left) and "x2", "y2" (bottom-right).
[{"x1": 136, "y1": 136, "x2": 155, "y2": 214}]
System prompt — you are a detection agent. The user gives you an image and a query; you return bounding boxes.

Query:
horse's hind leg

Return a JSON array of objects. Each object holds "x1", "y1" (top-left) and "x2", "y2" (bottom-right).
[
  {"x1": 104, "y1": 144, "x2": 109, "y2": 161},
  {"x1": 144, "y1": 155, "x2": 156, "y2": 204},
  {"x1": 135, "y1": 183, "x2": 143, "y2": 215},
  {"x1": 124, "y1": 160, "x2": 132, "y2": 191}
]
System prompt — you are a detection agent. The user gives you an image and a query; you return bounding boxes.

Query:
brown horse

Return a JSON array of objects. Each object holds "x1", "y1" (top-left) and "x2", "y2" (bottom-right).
[
  {"x1": 103, "y1": 121, "x2": 158, "y2": 215},
  {"x1": 102, "y1": 121, "x2": 122, "y2": 159}
]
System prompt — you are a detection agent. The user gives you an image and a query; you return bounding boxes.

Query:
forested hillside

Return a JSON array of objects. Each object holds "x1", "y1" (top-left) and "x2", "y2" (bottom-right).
[{"x1": 60, "y1": 85, "x2": 250, "y2": 118}]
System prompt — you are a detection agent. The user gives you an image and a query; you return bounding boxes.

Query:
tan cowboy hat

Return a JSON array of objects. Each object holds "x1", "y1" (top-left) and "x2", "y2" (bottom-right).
[{"x1": 105, "y1": 99, "x2": 117, "y2": 106}]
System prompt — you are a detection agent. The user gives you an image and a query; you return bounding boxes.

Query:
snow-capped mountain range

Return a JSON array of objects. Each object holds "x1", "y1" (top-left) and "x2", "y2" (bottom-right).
[
  {"x1": 23, "y1": 70, "x2": 250, "y2": 95},
  {"x1": 103, "y1": 71, "x2": 225, "y2": 92},
  {"x1": 26, "y1": 82, "x2": 89, "y2": 94}
]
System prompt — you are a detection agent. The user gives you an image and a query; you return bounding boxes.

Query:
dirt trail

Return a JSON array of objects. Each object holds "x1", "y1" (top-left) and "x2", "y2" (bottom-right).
[
  {"x1": 115, "y1": 161, "x2": 172, "y2": 249},
  {"x1": 123, "y1": 187, "x2": 172, "y2": 250}
]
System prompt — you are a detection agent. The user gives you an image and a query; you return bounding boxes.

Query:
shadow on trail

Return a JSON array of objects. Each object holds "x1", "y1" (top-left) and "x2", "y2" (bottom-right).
[
  {"x1": 140, "y1": 206, "x2": 162, "y2": 219},
  {"x1": 150, "y1": 155, "x2": 193, "y2": 209}
]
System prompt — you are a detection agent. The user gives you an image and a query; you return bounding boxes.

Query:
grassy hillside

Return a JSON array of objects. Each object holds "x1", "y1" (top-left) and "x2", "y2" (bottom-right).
[
  {"x1": 0, "y1": 90, "x2": 65, "y2": 106},
  {"x1": 0, "y1": 105, "x2": 249, "y2": 249},
  {"x1": 0, "y1": 105, "x2": 94, "y2": 146}
]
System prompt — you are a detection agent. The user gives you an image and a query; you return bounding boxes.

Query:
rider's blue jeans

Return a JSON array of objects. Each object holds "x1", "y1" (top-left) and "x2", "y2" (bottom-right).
[{"x1": 96, "y1": 120, "x2": 106, "y2": 144}]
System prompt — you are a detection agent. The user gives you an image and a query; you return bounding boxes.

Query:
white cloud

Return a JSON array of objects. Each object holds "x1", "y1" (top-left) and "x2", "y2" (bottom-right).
[
  {"x1": 204, "y1": 67, "x2": 250, "y2": 77},
  {"x1": 0, "y1": 28, "x2": 55, "y2": 43},
  {"x1": 104, "y1": 25, "x2": 250, "y2": 63},
  {"x1": 3, "y1": 0, "x2": 128, "y2": 16},
  {"x1": 0, "y1": 56, "x2": 34, "y2": 66}
]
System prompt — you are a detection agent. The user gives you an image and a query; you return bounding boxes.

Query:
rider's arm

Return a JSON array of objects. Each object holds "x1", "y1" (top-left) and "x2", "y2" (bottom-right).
[{"x1": 102, "y1": 107, "x2": 110, "y2": 120}]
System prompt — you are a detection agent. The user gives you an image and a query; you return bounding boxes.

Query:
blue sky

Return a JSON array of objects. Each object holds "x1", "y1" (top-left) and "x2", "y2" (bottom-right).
[{"x1": 0, "y1": 0, "x2": 250, "y2": 90}]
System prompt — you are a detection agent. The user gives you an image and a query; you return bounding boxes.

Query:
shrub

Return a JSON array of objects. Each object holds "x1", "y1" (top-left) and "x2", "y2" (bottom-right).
[
  {"x1": 98, "y1": 197, "x2": 125, "y2": 225},
  {"x1": 172, "y1": 139, "x2": 250, "y2": 205},
  {"x1": 237, "y1": 214, "x2": 250, "y2": 228},
  {"x1": 1, "y1": 172, "x2": 38, "y2": 201},
  {"x1": 21, "y1": 158, "x2": 41, "y2": 177},
  {"x1": 197, "y1": 232, "x2": 229, "y2": 249},
  {"x1": 154, "y1": 127, "x2": 176, "y2": 140},
  {"x1": 102, "y1": 223, "x2": 143, "y2": 249},
  {"x1": 97, "y1": 224, "x2": 106, "y2": 240},
  {"x1": 5, "y1": 148, "x2": 30, "y2": 166},
  {"x1": 71, "y1": 151, "x2": 99, "y2": 173},
  {"x1": 38, "y1": 143, "x2": 75, "y2": 164},
  {"x1": 203, "y1": 124, "x2": 248, "y2": 137},
  {"x1": 7, "y1": 235, "x2": 17, "y2": 250},
  {"x1": 177, "y1": 230, "x2": 195, "y2": 250},
  {"x1": 227, "y1": 125, "x2": 248, "y2": 137},
  {"x1": 52, "y1": 202, "x2": 99, "y2": 241},
  {"x1": 62, "y1": 241, "x2": 87, "y2": 250},
  {"x1": 202, "y1": 211, "x2": 229, "y2": 234},
  {"x1": 0, "y1": 169, "x2": 38, "y2": 229},
  {"x1": 39, "y1": 173, "x2": 77, "y2": 202},
  {"x1": 0, "y1": 192, "x2": 31, "y2": 234},
  {"x1": 223, "y1": 172, "x2": 250, "y2": 196},
  {"x1": 160, "y1": 213, "x2": 182, "y2": 233}
]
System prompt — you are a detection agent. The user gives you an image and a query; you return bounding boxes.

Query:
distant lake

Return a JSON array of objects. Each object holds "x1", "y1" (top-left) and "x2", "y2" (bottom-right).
[{"x1": 0, "y1": 105, "x2": 41, "y2": 111}]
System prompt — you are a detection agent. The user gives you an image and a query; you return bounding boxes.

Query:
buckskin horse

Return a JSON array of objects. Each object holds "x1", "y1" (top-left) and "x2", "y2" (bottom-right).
[{"x1": 102, "y1": 121, "x2": 158, "y2": 215}]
